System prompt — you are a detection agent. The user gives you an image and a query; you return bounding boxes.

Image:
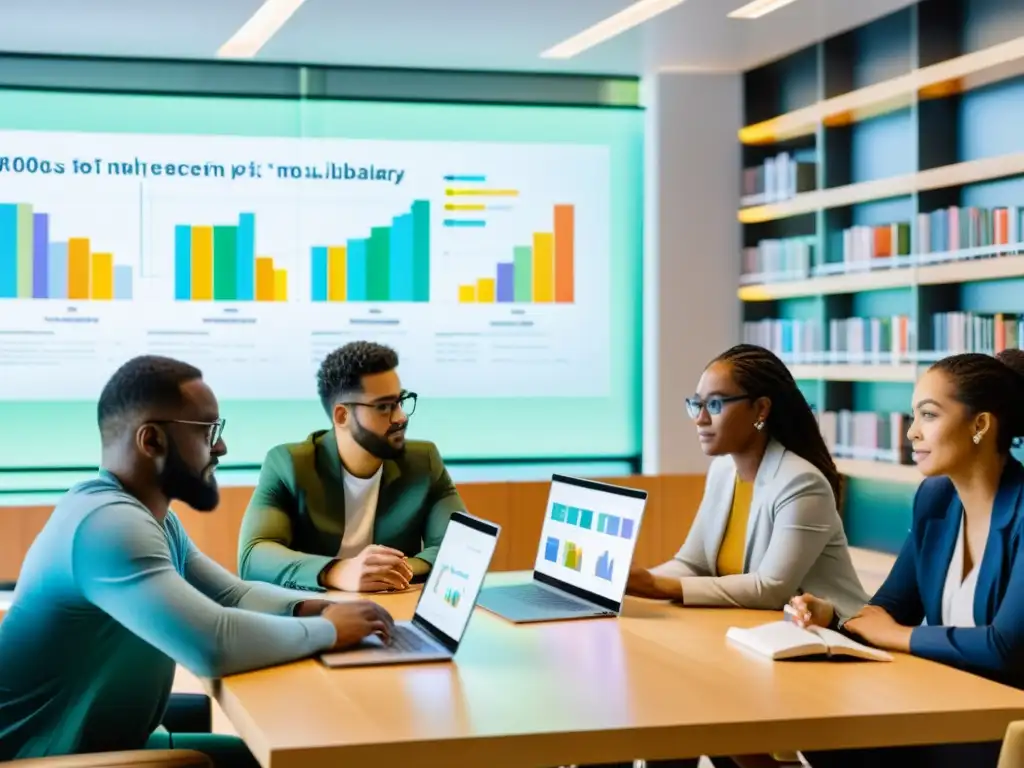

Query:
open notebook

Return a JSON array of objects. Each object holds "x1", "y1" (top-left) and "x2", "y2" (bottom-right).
[{"x1": 726, "y1": 620, "x2": 893, "y2": 662}]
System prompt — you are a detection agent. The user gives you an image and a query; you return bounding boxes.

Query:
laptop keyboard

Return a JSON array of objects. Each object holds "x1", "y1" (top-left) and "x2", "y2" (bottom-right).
[
  {"x1": 387, "y1": 625, "x2": 438, "y2": 653},
  {"x1": 502, "y1": 583, "x2": 594, "y2": 612}
]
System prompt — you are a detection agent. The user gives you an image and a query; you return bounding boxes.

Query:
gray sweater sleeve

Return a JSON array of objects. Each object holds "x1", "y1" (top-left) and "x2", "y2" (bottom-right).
[{"x1": 72, "y1": 501, "x2": 337, "y2": 679}]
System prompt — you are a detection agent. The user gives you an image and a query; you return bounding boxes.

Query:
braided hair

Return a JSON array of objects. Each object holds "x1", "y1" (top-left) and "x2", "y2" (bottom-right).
[{"x1": 712, "y1": 344, "x2": 841, "y2": 504}]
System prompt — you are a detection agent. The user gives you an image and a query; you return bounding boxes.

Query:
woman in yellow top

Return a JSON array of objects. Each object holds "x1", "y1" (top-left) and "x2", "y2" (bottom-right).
[
  {"x1": 626, "y1": 344, "x2": 867, "y2": 615},
  {"x1": 618, "y1": 344, "x2": 868, "y2": 768}
]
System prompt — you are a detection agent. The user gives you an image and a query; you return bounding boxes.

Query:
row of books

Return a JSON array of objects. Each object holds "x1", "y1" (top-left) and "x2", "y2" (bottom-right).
[
  {"x1": 742, "y1": 317, "x2": 913, "y2": 363},
  {"x1": 932, "y1": 311, "x2": 1024, "y2": 355},
  {"x1": 818, "y1": 410, "x2": 912, "y2": 466},
  {"x1": 739, "y1": 205, "x2": 1024, "y2": 284},
  {"x1": 741, "y1": 152, "x2": 816, "y2": 204}
]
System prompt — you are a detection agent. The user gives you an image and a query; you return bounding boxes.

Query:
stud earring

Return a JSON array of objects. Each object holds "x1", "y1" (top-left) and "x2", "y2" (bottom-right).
[
  {"x1": 973, "y1": 433, "x2": 982, "y2": 445},
  {"x1": 755, "y1": 420, "x2": 765, "y2": 432}
]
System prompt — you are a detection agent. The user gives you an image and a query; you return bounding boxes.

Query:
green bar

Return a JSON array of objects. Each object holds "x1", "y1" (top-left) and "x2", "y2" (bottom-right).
[
  {"x1": 16, "y1": 204, "x2": 32, "y2": 299},
  {"x1": 513, "y1": 245, "x2": 532, "y2": 302},
  {"x1": 579, "y1": 509, "x2": 594, "y2": 529},
  {"x1": 368, "y1": 226, "x2": 391, "y2": 301},
  {"x1": 213, "y1": 225, "x2": 238, "y2": 301},
  {"x1": 411, "y1": 200, "x2": 430, "y2": 302}
]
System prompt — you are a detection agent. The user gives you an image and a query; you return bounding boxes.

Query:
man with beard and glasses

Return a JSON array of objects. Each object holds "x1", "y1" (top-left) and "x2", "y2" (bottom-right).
[
  {"x1": 238, "y1": 341, "x2": 466, "y2": 592},
  {"x1": 0, "y1": 356, "x2": 394, "y2": 764}
]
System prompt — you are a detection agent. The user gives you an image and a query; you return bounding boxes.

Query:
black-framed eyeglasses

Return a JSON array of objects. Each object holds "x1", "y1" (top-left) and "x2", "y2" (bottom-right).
[
  {"x1": 342, "y1": 391, "x2": 418, "y2": 421},
  {"x1": 685, "y1": 395, "x2": 753, "y2": 419},
  {"x1": 152, "y1": 418, "x2": 226, "y2": 448}
]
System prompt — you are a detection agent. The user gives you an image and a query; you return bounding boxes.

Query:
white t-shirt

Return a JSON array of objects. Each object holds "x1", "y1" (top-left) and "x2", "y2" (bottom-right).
[
  {"x1": 941, "y1": 510, "x2": 979, "y2": 628},
  {"x1": 337, "y1": 465, "x2": 383, "y2": 560}
]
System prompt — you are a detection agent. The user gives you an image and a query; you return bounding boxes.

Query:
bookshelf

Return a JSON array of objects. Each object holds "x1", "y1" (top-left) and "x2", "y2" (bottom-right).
[{"x1": 739, "y1": 0, "x2": 1024, "y2": 552}]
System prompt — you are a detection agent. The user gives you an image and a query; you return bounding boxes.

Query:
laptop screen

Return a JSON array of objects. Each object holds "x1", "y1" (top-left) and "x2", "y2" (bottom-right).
[
  {"x1": 531, "y1": 474, "x2": 647, "y2": 611},
  {"x1": 413, "y1": 512, "x2": 499, "y2": 649}
]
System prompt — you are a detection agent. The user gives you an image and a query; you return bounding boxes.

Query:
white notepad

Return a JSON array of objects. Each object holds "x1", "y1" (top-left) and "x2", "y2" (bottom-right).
[{"x1": 726, "y1": 620, "x2": 892, "y2": 662}]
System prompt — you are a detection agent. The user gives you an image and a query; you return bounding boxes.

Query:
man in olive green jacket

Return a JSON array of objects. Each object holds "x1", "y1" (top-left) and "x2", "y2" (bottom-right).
[{"x1": 238, "y1": 342, "x2": 465, "y2": 592}]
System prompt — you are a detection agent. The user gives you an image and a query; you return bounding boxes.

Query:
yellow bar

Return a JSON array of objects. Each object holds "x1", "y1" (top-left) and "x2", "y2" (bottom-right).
[
  {"x1": 476, "y1": 277, "x2": 496, "y2": 303},
  {"x1": 532, "y1": 232, "x2": 554, "y2": 302},
  {"x1": 67, "y1": 238, "x2": 90, "y2": 300},
  {"x1": 328, "y1": 246, "x2": 347, "y2": 301},
  {"x1": 444, "y1": 203, "x2": 486, "y2": 211},
  {"x1": 273, "y1": 269, "x2": 288, "y2": 301},
  {"x1": 191, "y1": 226, "x2": 213, "y2": 300},
  {"x1": 445, "y1": 188, "x2": 519, "y2": 197},
  {"x1": 91, "y1": 253, "x2": 114, "y2": 300},
  {"x1": 255, "y1": 257, "x2": 274, "y2": 301},
  {"x1": 458, "y1": 285, "x2": 476, "y2": 303}
]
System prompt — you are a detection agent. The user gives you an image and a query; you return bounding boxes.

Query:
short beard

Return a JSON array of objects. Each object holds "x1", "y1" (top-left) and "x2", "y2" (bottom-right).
[
  {"x1": 159, "y1": 435, "x2": 220, "y2": 512},
  {"x1": 351, "y1": 418, "x2": 406, "y2": 460}
]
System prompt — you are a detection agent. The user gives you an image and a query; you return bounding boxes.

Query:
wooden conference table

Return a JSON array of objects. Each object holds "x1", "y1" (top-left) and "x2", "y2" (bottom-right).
[{"x1": 210, "y1": 573, "x2": 1024, "y2": 768}]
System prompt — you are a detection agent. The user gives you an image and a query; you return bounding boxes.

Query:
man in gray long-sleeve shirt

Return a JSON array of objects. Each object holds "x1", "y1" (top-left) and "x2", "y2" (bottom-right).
[{"x1": 0, "y1": 355, "x2": 394, "y2": 763}]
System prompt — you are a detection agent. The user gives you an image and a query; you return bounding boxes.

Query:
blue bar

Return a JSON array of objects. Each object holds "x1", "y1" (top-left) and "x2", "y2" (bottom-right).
[
  {"x1": 114, "y1": 265, "x2": 133, "y2": 300},
  {"x1": 443, "y1": 219, "x2": 486, "y2": 228},
  {"x1": 236, "y1": 212, "x2": 255, "y2": 301},
  {"x1": 174, "y1": 225, "x2": 191, "y2": 300},
  {"x1": 443, "y1": 174, "x2": 486, "y2": 182},
  {"x1": 0, "y1": 204, "x2": 16, "y2": 298},
  {"x1": 388, "y1": 213, "x2": 415, "y2": 301},
  {"x1": 47, "y1": 241, "x2": 68, "y2": 299},
  {"x1": 310, "y1": 246, "x2": 328, "y2": 302},
  {"x1": 347, "y1": 238, "x2": 368, "y2": 301}
]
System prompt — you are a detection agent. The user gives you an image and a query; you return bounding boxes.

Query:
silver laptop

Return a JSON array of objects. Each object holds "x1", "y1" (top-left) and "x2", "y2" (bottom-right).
[
  {"x1": 476, "y1": 474, "x2": 647, "y2": 623},
  {"x1": 320, "y1": 511, "x2": 499, "y2": 668}
]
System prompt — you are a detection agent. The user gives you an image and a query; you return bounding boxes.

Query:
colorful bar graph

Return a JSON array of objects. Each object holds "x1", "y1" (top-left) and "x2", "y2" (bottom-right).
[
  {"x1": 0, "y1": 203, "x2": 132, "y2": 301},
  {"x1": 310, "y1": 200, "x2": 430, "y2": 303},
  {"x1": 175, "y1": 213, "x2": 278, "y2": 302},
  {"x1": 456, "y1": 204, "x2": 575, "y2": 305}
]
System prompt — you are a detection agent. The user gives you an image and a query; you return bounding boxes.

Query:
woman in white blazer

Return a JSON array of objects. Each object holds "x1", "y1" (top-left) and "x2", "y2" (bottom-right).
[{"x1": 627, "y1": 343, "x2": 868, "y2": 621}]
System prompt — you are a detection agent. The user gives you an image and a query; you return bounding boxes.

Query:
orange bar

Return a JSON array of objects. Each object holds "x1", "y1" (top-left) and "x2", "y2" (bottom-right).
[
  {"x1": 458, "y1": 285, "x2": 475, "y2": 303},
  {"x1": 328, "y1": 246, "x2": 347, "y2": 301},
  {"x1": 476, "y1": 277, "x2": 496, "y2": 303},
  {"x1": 67, "y1": 238, "x2": 90, "y2": 300},
  {"x1": 532, "y1": 232, "x2": 554, "y2": 302},
  {"x1": 554, "y1": 204, "x2": 574, "y2": 303},
  {"x1": 191, "y1": 226, "x2": 213, "y2": 300},
  {"x1": 91, "y1": 253, "x2": 114, "y2": 300},
  {"x1": 273, "y1": 269, "x2": 288, "y2": 301},
  {"x1": 255, "y1": 257, "x2": 274, "y2": 301}
]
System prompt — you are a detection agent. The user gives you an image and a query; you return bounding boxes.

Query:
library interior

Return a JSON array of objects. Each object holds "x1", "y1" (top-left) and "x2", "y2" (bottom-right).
[{"x1": 4, "y1": 0, "x2": 1024, "y2": 767}]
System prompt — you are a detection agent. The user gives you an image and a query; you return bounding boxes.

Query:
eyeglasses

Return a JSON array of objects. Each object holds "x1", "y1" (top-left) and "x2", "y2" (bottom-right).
[
  {"x1": 342, "y1": 391, "x2": 418, "y2": 421},
  {"x1": 153, "y1": 418, "x2": 226, "y2": 448},
  {"x1": 685, "y1": 395, "x2": 753, "y2": 419}
]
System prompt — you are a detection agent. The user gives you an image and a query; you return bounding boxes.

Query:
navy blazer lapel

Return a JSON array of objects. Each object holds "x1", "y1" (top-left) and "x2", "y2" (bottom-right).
[
  {"x1": 975, "y1": 460, "x2": 1024, "y2": 624},
  {"x1": 922, "y1": 493, "x2": 962, "y2": 627}
]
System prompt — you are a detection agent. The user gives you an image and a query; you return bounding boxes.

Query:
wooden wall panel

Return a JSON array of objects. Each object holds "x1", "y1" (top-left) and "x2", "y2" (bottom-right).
[{"x1": 0, "y1": 475, "x2": 707, "y2": 581}]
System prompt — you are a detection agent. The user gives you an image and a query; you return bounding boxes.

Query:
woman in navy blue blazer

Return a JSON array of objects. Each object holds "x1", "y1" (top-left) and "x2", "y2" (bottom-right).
[{"x1": 792, "y1": 350, "x2": 1024, "y2": 768}]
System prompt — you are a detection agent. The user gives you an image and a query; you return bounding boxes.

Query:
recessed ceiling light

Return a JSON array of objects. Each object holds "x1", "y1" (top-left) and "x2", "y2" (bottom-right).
[
  {"x1": 541, "y1": 0, "x2": 690, "y2": 59},
  {"x1": 217, "y1": 0, "x2": 307, "y2": 58},
  {"x1": 728, "y1": 0, "x2": 802, "y2": 20}
]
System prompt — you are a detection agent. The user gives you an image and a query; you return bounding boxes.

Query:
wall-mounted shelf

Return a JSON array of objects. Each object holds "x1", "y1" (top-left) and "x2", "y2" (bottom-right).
[
  {"x1": 740, "y1": 35, "x2": 1024, "y2": 146},
  {"x1": 739, "y1": 254, "x2": 1024, "y2": 301},
  {"x1": 789, "y1": 364, "x2": 917, "y2": 383},
  {"x1": 739, "y1": 151, "x2": 1024, "y2": 224},
  {"x1": 835, "y1": 459, "x2": 921, "y2": 484}
]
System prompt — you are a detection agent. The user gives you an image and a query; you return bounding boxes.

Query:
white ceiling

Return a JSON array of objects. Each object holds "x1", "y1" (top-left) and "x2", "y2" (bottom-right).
[{"x1": 0, "y1": 0, "x2": 919, "y2": 75}]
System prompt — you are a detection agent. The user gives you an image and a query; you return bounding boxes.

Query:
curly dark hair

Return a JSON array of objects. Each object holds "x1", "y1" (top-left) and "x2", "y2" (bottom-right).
[
  {"x1": 316, "y1": 341, "x2": 399, "y2": 416},
  {"x1": 929, "y1": 349, "x2": 1024, "y2": 454},
  {"x1": 712, "y1": 344, "x2": 842, "y2": 504},
  {"x1": 97, "y1": 355, "x2": 202, "y2": 445}
]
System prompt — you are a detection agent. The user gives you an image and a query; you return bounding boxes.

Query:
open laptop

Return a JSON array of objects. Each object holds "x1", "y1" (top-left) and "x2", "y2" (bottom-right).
[
  {"x1": 320, "y1": 511, "x2": 499, "y2": 668},
  {"x1": 476, "y1": 474, "x2": 647, "y2": 623}
]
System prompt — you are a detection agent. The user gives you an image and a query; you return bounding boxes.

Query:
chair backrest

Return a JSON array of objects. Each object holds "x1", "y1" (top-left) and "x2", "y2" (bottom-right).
[
  {"x1": 10, "y1": 749, "x2": 213, "y2": 768},
  {"x1": 999, "y1": 720, "x2": 1024, "y2": 768}
]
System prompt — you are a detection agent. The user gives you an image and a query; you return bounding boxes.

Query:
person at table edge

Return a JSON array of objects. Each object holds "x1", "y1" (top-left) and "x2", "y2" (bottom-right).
[{"x1": 238, "y1": 341, "x2": 466, "y2": 592}]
